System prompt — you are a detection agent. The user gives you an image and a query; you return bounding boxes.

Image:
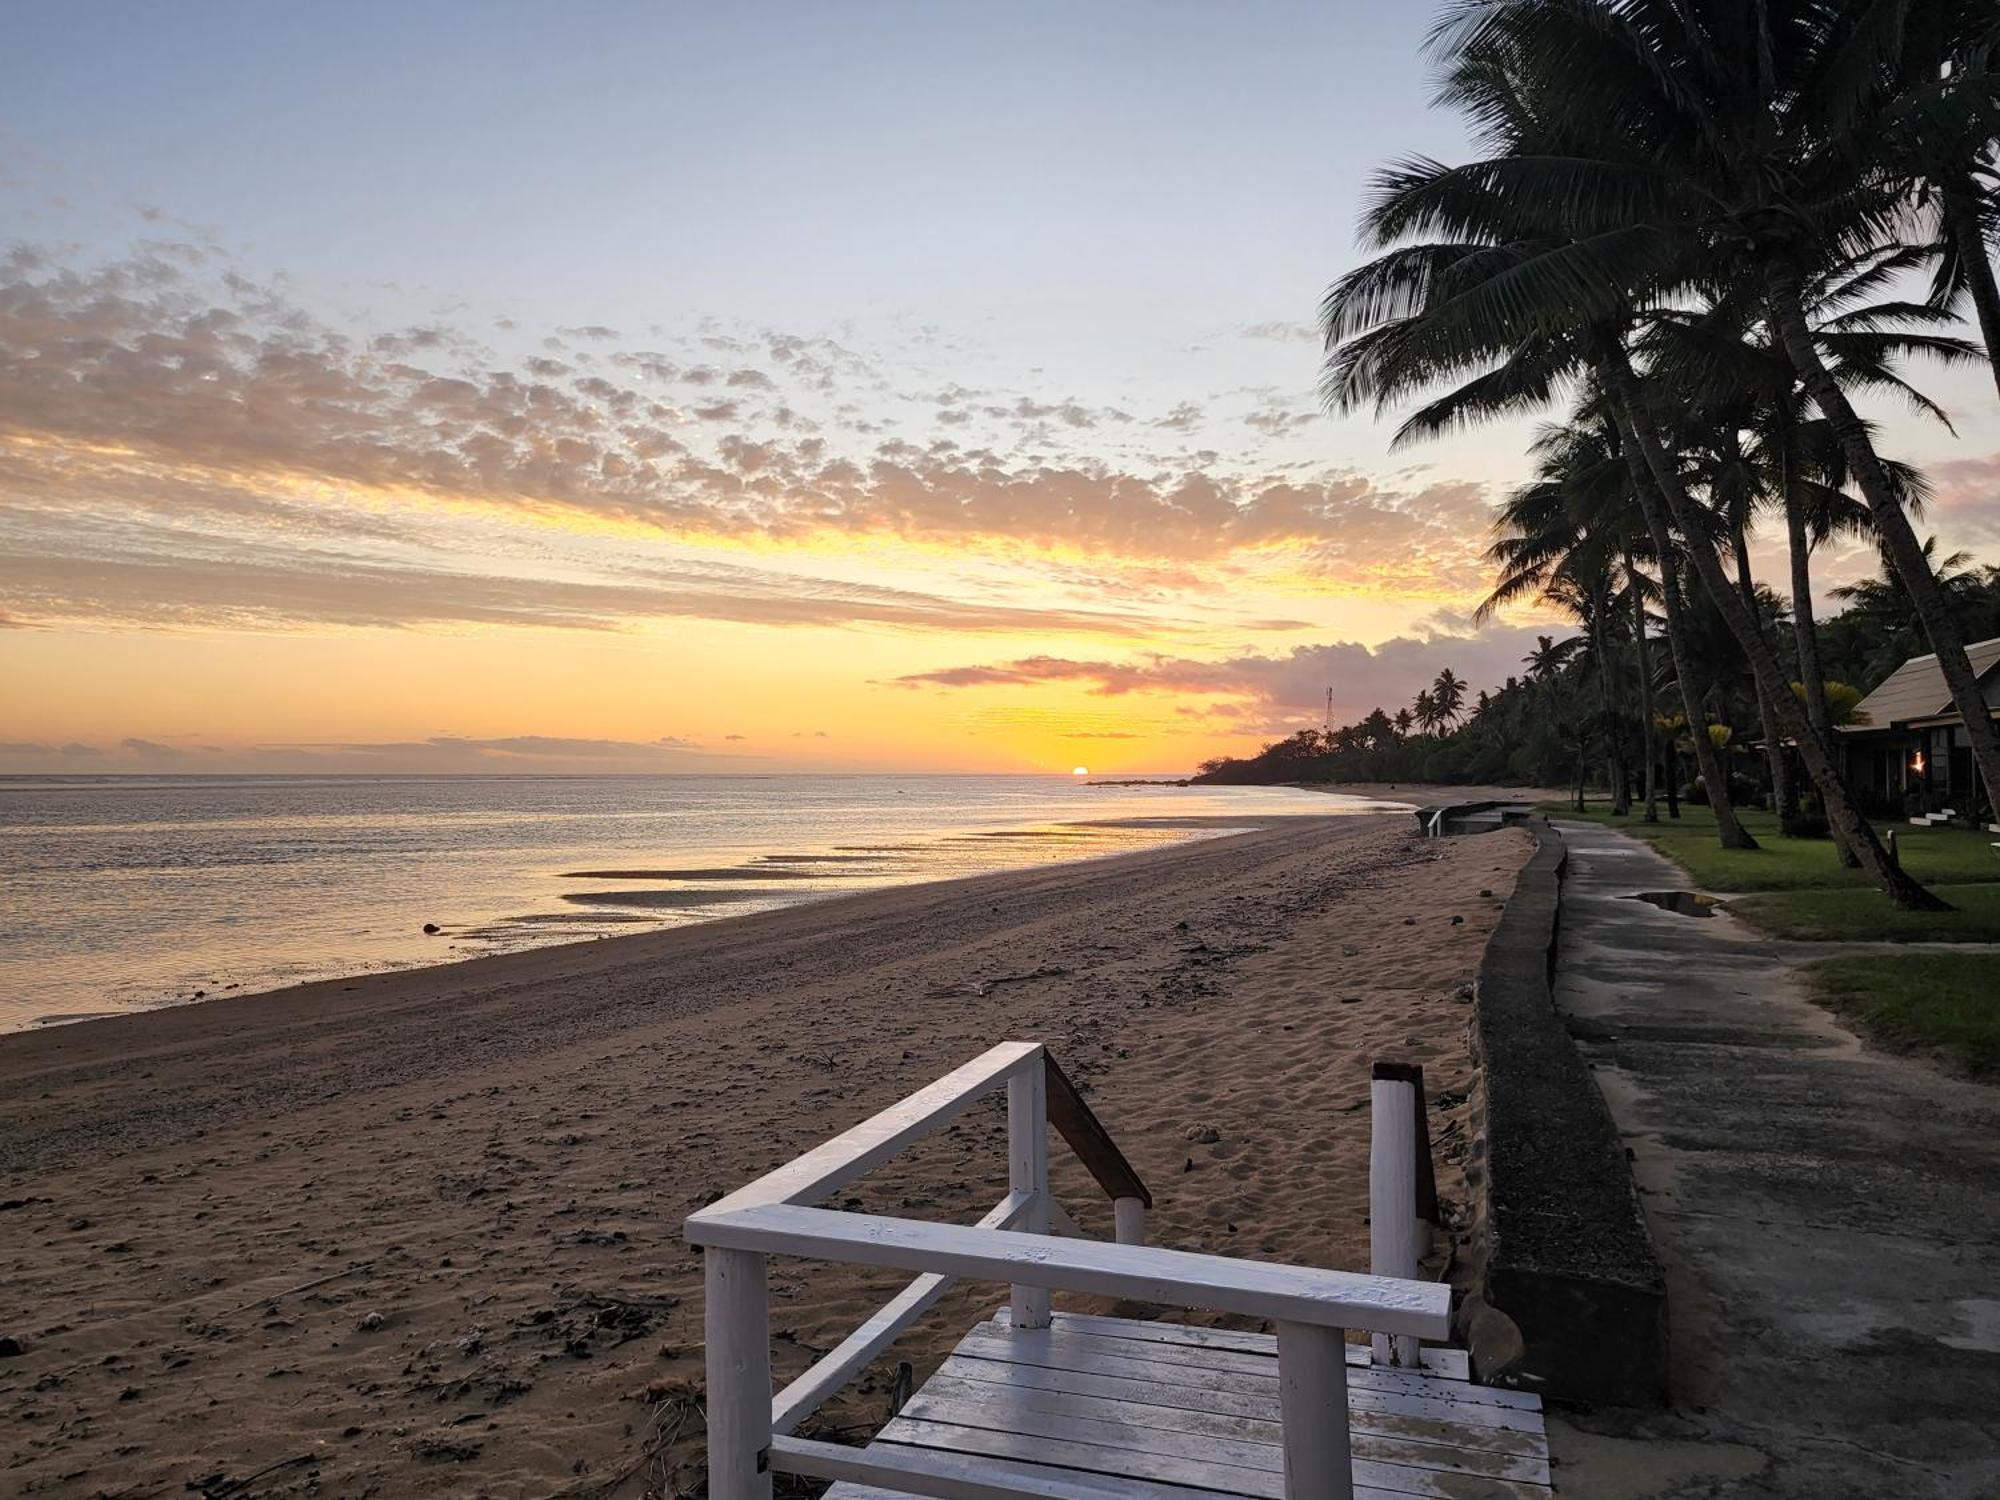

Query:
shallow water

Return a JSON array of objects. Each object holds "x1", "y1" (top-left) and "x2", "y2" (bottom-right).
[{"x1": 0, "y1": 774, "x2": 1400, "y2": 1031}]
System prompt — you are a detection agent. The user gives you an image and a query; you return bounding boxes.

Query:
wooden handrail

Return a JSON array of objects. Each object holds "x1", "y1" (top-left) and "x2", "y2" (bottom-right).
[
  {"x1": 692, "y1": 1041, "x2": 1421, "y2": 1500},
  {"x1": 687, "y1": 1202, "x2": 1452, "y2": 1337},
  {"x1": 1042, "y1": 1052, "x2": 1152, "y2": 1210}
]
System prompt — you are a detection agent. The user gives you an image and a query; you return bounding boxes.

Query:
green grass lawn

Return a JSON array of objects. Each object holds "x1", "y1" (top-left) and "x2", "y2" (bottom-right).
[
  {"x1": 1542, "y1": 801, "x2": 2000, "y2": 892},
  {"x1": 1540, "y1": 800, "x2": 2000, "y2": 941},
  {"x1": 1729, "y1": 883, "x2": 2000, "y2": 942},
  {"x1": 1807, "y1": 953, "x2": 2000, "y2": 1077}
]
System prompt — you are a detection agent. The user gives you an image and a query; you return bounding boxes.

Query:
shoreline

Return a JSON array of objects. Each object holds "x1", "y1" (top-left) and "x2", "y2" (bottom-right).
[
  {"x1": 4, "y1": 783, "x2": 1394, "y2": 1036},
  {"x1": 0, "y1": 812, "x2": 1528, "y2": 1497}
]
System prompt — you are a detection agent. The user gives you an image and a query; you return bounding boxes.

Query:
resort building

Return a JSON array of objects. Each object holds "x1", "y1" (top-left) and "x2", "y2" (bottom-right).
[{"x1": 1838, "y1": 635, "x2": 2000, "y2": 822}]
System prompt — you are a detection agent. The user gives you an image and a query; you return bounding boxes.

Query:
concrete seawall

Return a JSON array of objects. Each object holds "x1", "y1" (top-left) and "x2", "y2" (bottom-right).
[{"x1": 1458, "y1": 818, "x2": 1670, "y2": 1407}]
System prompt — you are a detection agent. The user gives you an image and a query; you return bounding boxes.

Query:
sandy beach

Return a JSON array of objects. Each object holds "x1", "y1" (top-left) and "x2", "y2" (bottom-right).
[{"x1": 0, "y1": 811, "x2": 1527, "y2": 1498}]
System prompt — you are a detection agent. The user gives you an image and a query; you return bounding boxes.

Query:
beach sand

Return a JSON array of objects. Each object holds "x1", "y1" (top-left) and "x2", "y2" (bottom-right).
[{"x1": 0, "y1": 813, "x2": 1527, "y2": 1498}]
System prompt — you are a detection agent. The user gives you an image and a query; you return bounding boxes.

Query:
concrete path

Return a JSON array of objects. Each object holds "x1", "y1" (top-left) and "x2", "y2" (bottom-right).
[{"x1": 1544, "y1": 819, "x2": 2000, "y2": 1499}]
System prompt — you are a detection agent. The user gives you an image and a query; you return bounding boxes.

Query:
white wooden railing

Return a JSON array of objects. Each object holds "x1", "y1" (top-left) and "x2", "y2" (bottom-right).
[{"x1": 685, "y1": 1041, "x2": 1451, "y2": 1500}]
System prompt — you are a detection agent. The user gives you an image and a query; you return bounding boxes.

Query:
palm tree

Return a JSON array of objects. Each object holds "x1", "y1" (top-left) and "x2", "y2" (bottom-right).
[
  {"x1": 1447, "y1": 0, "x2": 1999, "y2": 860},
  {"x1": 1644, "y1": 275, "x2": 1971, "y2": 850},
  {"x1": 1431, "y1": 668, "x2": 1468, "y2": 728},
  {"x1": 1412, "y1": 688, "x2": 1442, "y2": 737},
  {"x1": 1393, "y1": 707, "x2": 1415, "y2": 740},
  {"x1": 1319, "y1": 0, "x2": 1945, "y2": 903},
  {"x1": 1520, "y1": 635, "x2": 1592, "y2": 808},
  {"x1": 1475, "y1": 427, "x2": 1644, "y2": 816}
]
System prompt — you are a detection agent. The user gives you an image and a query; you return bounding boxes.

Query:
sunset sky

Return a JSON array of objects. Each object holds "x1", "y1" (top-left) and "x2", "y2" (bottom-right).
[{"x1": 4, "y1": 1, "x2": 1998, "y2": 775}]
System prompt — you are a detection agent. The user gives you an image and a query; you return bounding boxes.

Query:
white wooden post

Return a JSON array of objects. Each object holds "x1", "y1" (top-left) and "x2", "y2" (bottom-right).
[
  {"x1": 704, "y1": 1248, "x2": 774, "y2": 1500},
  {"x1": 1277, "y1": 1321, "x2": 1353, "y2": 1500},
  {"x1": 1113, "y1": 1195, "x2": 1147, "y2": 1247},
  {"x1": 1369, "y1": 1067, "x2": 1421, "y2": 1368},
  {"x1": 1007, "y1": 1058, "x2": 1051, "y2": 1329}
]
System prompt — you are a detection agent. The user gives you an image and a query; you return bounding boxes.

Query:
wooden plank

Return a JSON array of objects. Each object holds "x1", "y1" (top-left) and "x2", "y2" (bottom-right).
[
  {"x1": 695, "y1": 1042, "x2": 1040, "y2": 1220},
  {"x1": 918, "y1": 1368, "x2": 1547, "y2": 1464},
  {"x1": 880, "y1": 1417, "x2": 1547, "y2": 1500},
  {"x1": 772, "y1": 1191, "x2": 1034, "y2": 1435},
  {"x1": 935, "y1": 1353, "x2": 1548, "y2": 1442},
  {"x1": 687, "y1": 1204, "x2": 1452, "y2": 1339},
  {"x1": 1010, "y1": 1308, "x2": 1278, "y2": 1355},
  {"x1": 1016, "y1": 1320, "x2": 1472, "y2": 1392},
  {"x1": 1043, "y1": 1052, "x2": 1152, "y2": 1208},
  {"x1": 902, "y1": 1379, "x2": 1552, "y2": 1485},
  {"x1": 1406, "y1": 1346, "x2": 1471, "y2": 1382},
  {"x1": 882, "y1": 1414, "x2": 1281, "y2": 1497},
  {"x1": 772, "y1": 1433, "x2": 1259, "y2": 1500},
  {"x1": 988, "y1": 1316, "x2": 1510, "y2": 1404},
  {"x1": 957, "y1": 1327, "x2": 1539, "y2": 1415}
]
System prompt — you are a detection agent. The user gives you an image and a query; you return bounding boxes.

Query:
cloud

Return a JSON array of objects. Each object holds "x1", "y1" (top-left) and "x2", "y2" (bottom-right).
[
  {"x1": 891, "y1": 624, "x2": 1556, "y2": 727},
  {"x1": 0, "y1": 246, "x2": 1498, "y2": 578},
  {"x1": 352, "y1": 735, "x2": 691, "y2": 757},
  {"x1": 119, "y1": 736, "x2": 186, "y2": 757},
  {"x1": 60, "y1": 741, "x2": 103, "y2": 757},
  {"x1": 0, "y1": 515, "x2": 1166, "y2": 637},
  {"x1": 0, "y1": 741, "x2": 52, "y2": 754},
  {"x1": 1239, "y1": 322, "x2": 1318, "y2": 343},
  {"x1": 1928, "y1": 453, "x2": 2000, "y2": 546},
  {"x1": 1243, "y1": 406, "x2": 1318, "y2": 437}
]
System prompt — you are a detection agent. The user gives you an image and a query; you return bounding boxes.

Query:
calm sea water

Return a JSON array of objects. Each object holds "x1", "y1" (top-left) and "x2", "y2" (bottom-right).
[{"x1": 0, "y1": 775, "x2": 1399, "y2": 1032}]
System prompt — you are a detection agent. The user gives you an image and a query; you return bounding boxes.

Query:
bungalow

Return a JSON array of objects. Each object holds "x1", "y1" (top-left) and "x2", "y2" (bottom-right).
[{"x1": 1837, "y1": 634, "x2": 2000, "y2": 823}]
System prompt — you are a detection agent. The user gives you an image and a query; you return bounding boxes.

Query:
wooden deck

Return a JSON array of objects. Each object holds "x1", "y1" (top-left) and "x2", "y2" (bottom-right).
[{"x1": 826, "y1": 1310, "x2": 1553, "y2": 1499}]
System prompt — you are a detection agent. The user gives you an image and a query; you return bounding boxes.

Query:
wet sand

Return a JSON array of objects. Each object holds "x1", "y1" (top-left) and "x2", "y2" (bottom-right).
[{"x1": 0, "y1": 813, "x2": 1527, "y2": 1498}]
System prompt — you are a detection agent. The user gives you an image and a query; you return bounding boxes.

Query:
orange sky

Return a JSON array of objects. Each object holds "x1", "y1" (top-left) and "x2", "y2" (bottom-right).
[{"x1": 6, "y1": 4, "x2": 1998, "y2": 775}]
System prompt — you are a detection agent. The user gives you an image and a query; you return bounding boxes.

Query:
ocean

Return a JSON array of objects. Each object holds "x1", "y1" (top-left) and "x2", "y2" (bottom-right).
[{"x1": 0, "y1": 774, "x2": 1401, "y2": 1032}]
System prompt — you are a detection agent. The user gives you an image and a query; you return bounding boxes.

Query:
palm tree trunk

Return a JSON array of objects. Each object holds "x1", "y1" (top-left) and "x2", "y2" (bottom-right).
[
  {"x1": 1588, "y1": 594, "x2": 1631, "y2": 814},
  {"x1": 1945, "y1": 182, "x2": 2000, "y2": 406},
  {"x1": 1626, "y1": 551, "x2": 1659, "y2": 823},
  {"x1": 1733, "y1": 528, "x2": 1793, "y2": 822},
  {"x1": 1602, "y1": 417, "x2": 1758, "y2": 848},
  {"x1": 1782, "y1": 458, "x2": 1862, "y2": 867},
  {"x1": 1602, "y1": 351, "x2": 1948, "y2": 909},
  {"x1": 1767, "y1": 262, "x2": 2000, "y2": 823}
]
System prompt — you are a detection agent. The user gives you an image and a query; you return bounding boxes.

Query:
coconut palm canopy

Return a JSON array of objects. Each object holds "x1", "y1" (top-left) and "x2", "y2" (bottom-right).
[{"x1": 1199, "y1": 0, "x2": 2000, "y2": 912}]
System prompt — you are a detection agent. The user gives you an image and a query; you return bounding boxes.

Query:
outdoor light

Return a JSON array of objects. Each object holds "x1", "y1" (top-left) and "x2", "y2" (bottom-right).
[{"x1": 1911, "y1": 751, "x2": 1926, "y2": 775}]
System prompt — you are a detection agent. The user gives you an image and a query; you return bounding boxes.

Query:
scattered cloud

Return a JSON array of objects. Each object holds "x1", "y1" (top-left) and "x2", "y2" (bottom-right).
[
  {"x1": 0, "y1": 246, "x2": 1498, "y2": 586},
  {"x1": 1239, "y1": 321, "x2": 1318, "y2": 343},
  {"x1": 0, "y1": 518, "x2": 1169, "y2": 637},
  {"x1": 118, "y1": 736, "x2": 186, "y2": 757},
  {"x1": 892, "y1": 624, "x2": 1554, "y2": 728}
]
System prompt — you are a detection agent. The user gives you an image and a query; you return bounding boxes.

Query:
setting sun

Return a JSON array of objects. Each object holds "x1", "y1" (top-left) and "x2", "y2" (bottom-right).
[{"x1": 1072, "y1": 766, "x2": 1089, "y2": 776}]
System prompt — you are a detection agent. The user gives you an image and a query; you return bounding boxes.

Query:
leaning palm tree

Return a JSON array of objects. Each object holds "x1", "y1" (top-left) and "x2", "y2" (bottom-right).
[
  {"x1": 1320, "y1": 0, "x2": 1946, "y2": 904},
  {"x1": 1442, "y1": 0, "x2": 2000, "y2": 851},
  {"x1": 1644, "y1": 273, "x2": 1974, "y2": 851}
]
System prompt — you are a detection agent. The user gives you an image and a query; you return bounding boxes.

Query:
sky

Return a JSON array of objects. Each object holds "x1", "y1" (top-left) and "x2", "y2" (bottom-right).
[{"x1": 3, "y1": 1, "x2": 1997, "y2": 776}]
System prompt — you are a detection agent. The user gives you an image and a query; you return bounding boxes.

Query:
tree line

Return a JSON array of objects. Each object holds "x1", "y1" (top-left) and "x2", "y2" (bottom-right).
[{"x1": 1200, "y1": 0, "x2": 2000, "y2": 914}]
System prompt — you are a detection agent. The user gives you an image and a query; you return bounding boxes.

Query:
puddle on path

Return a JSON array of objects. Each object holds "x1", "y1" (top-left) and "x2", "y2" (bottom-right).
[{"x1": 1626, "y1": 890, "x2": 1720, "y2": 918}]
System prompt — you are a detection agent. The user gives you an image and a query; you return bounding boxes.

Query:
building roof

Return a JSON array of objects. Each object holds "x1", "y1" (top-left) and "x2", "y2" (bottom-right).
[{"x1": 1849, "y1": 635, "x2": 2000, "y2": 729}]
